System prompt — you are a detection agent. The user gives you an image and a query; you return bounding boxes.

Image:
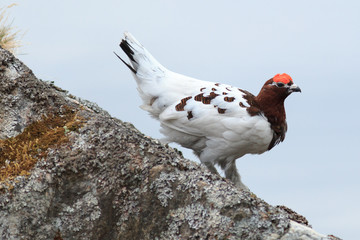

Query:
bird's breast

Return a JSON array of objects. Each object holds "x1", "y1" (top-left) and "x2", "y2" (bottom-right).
[{"x1": 219, "y1": 115, "x2": 273, "y2": 156}]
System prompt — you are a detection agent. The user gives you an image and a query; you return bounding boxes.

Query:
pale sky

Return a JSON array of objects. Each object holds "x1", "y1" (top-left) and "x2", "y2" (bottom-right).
[{"x1": 3, "y1": 0, "x2": 360, "y2": 239}]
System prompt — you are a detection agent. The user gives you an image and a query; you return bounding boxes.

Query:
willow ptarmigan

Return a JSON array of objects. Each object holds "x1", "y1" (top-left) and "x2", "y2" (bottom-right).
[{"x1": 115, "y1": 32, "x2": 301, "y2": 190}]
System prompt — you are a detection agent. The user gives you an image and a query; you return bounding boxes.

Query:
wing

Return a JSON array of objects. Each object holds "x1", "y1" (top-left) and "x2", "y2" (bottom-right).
[{"x1": 159, "y1": 82, "x2": 260, "y2": 139}]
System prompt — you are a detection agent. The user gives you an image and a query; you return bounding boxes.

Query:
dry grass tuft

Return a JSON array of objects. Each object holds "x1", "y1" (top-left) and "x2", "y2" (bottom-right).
[{"x1": 0, "y1": 4, "x2": 22, "y2": 54}]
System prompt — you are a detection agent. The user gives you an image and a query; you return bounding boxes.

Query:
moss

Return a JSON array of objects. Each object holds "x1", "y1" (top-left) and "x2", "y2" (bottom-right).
[
  {"x1": 53, "y1": 230, "x2": 63, "y2": 240},
  {"x1": 0, "y1": 107, "x2": 84, "y2": 182}
]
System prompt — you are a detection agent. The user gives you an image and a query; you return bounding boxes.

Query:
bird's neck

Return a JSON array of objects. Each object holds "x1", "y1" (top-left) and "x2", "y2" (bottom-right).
[
  {"x1": 255, "y1": 90, "x2": 287, "y2": 127},
  {"x1": 254, "y1": 90, "x2": 288, "y2": 150}
]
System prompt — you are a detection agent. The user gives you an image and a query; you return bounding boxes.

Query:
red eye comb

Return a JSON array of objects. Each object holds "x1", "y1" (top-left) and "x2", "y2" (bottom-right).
[{"x1": 273, "y1": 73, "x2": 292, "y2": 84}]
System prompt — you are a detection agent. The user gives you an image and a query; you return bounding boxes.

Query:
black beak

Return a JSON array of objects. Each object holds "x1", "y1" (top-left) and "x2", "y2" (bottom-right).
[{"x1": 289, "y1": 84, "x2": 301, "y2": 93}]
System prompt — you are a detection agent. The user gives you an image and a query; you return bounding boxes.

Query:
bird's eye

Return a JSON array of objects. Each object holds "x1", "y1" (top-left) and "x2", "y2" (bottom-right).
[{"x1": 276, "y1": 82, "x2": 285, "y2": 87}]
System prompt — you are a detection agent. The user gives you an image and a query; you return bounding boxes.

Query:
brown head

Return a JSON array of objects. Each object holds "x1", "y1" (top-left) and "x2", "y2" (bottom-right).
[
  {"x1": 253, "y1": 73, "x2": 301, "y2": 149},
  {"x1": 257, "y1": 73, "x2": 301, "y2": 104}
]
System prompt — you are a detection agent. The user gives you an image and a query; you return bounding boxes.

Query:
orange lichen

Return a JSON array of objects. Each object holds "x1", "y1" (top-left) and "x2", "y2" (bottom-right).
[{"x1": 0, "y1": 107, "x2": 84, "y2": 182}]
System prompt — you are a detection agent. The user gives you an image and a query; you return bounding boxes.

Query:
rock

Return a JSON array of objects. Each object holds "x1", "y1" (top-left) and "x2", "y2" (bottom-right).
[{"x1": 0, "y1": 47, "x2": 340, "y2": 240}]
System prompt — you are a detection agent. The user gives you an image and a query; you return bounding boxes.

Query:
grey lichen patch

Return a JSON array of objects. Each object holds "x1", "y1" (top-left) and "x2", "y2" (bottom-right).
[
  {"x1": 150, "y1": 171, "x2": 177, "y2": 207},
  {"x1": 115, "y1": 188, "x2": 142, "y2": 232},
  {"x1": 55, "y1": 191, "x2": 101, "y2": 233},
  {"x1": 176, "y1": 175, "x2": 203, "y2": 201},
  {"x1": 159, "y1": 203, "x2": 232, "y2": 240},
  {"x1": 175, "y1": 169, "x2": 215, "y2": 201},
  {"x1": 162, "y1": 203, "x2": 208, "y2": 237},
  {"x1": 279, "y1": 221, "x2": 328, "y2": 240},
  {"x1": 203, "y1": 178, "x2": 244, "y2": 209}
]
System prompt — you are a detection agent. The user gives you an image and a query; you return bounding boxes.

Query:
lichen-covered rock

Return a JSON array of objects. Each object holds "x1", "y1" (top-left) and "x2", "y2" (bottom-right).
[{"x1": 0, "y1": 47, "x2": 340, "y2": 240}]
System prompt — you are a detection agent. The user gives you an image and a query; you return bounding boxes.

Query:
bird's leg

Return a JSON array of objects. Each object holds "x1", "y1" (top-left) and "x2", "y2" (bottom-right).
[
  {"x1": 198, "y1": 151, "x2": 220, "y2": 175},
  {"x1": 224, "y1": 161, "x2": 249, "y2": 191},
  {"x1": 203, "y1": 162, "x2": 219, "y2": 175}
]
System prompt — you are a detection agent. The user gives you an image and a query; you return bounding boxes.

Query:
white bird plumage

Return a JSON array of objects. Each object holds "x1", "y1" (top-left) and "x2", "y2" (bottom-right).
[{"x1": 116, "y1": 32, "x2": 301, "y2": 190}]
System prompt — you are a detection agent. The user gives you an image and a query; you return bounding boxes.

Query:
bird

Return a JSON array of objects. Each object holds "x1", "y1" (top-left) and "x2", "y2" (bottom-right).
[{"x1": 115, "y1": 32, "x2": 301, "y2": 190}]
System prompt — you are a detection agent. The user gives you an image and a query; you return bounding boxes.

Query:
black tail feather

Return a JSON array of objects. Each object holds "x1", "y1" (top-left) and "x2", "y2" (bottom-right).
[
  {"x1": 113, "y1": 51, "x2": 136, "y2": 74},
  {"x1": 120, "y1": 39, "x2": 137, "y2": 63}
]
